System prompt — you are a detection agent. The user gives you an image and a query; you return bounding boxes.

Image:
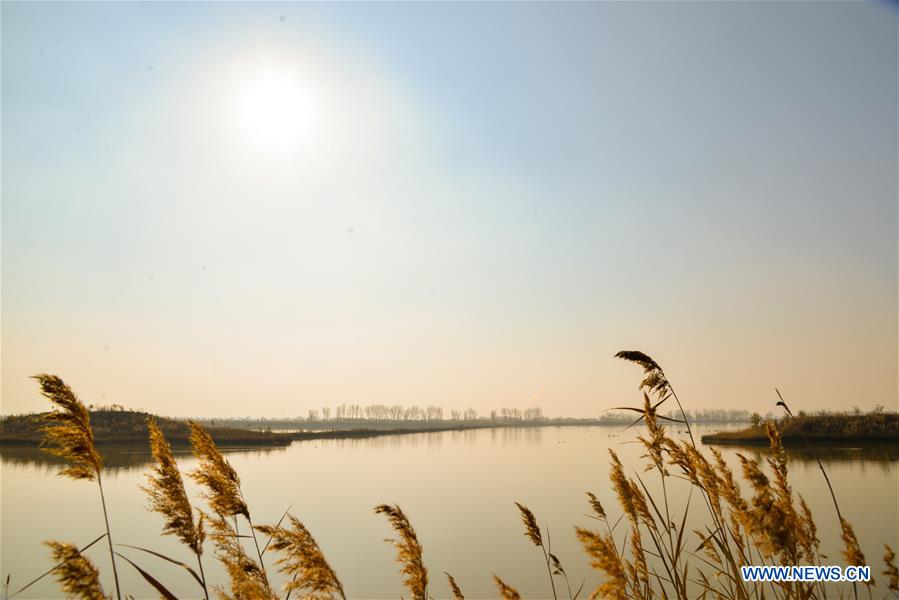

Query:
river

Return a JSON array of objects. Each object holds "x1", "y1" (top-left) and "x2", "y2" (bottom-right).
[{"x1": 2, "y1": 425, "x2": 897, "y2": 598}]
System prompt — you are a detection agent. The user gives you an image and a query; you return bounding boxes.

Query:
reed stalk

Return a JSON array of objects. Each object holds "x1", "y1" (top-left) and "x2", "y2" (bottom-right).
[
  {"x1": 374, "y1": 504, "x2": 428, "y2": 600},
  {"x1": 33, "y1": 374, "x2": 121, "y2": 600}
]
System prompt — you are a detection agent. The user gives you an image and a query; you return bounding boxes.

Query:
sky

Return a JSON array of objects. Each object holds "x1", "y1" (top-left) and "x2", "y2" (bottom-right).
[{"x1": 2, "y1": 2, "x2": 896, "y2": 418}]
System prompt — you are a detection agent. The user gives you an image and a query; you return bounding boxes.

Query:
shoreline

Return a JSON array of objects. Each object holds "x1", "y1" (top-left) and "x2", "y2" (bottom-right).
[
  {"x1": 0, "y1": 418, "x2": 752, "y2": 448},
  {"x1": 0, "y1": 421, "x2": 605, "y2": 448},
  {"x1": 701, "y1": 414, "x2": 899, "y2": 446},
  {"x1": 701, "y1": 433, "x2": 899, "y2": 446}
]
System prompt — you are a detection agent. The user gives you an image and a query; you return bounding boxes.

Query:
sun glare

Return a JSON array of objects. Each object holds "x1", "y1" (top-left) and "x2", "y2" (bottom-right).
[{"x1": 234, "y1": 68, "x2": 317, "y2": 153}]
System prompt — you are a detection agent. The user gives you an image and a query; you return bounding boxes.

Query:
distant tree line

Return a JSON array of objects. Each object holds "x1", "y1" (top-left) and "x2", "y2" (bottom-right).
[
  {"x1": 661, "y1": 408, "x2": 752, "y2": 423},
  {"x1": 192, "y1": 405, "x2": 761, "y2": 430},
  {"x1": 304, "y1": 404, "x2": 544, "y2": 423}
]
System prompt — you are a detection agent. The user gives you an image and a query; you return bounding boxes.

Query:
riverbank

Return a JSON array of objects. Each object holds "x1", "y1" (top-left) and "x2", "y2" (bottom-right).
[
  {"x1": 1, "y1": 407, "x2": 756, "y2": 448},
  {"x1": 701, "y1": 412, "x2": 899, "y2": 446},
  {"x1": 0, "y1": 410, "x2": 293, "y2": 447},
  {"x1": 0, "y1": 410, "x2": 603, "y2": 447}
]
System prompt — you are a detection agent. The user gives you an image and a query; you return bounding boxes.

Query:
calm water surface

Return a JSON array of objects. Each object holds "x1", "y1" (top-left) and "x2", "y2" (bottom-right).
[{"x1": 2, "y1": 425, "x2": 897, "y2": 599}]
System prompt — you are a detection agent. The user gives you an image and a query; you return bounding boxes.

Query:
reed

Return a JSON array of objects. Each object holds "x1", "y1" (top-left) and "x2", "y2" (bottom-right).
[
  {"x1": 207, "y1": 514, "x2": 275, "y2": 600},
  {"x1": 374, "y1": 504, "x2": 428, "y2": 600},
  {"x1": 575, "y1": 528, "x2": 627, "y2": 600},
  {"x1": 445, "y1": 572, "x2": 465, "y2": 600},
  {"x1": 255, "y1": 515, "x2": 345, "y2": 600},
  {"x1": 513, "y1": 502, "x2": 581, "y2": 600},
  {"x1": 570, "y1": 351, "x2": 887, "y2": 600},
  {"x1": 514, "y1": 502, "x2": 558, "y2": 599},
  {"x1": 493, "y1": 574, "x2": 522, "y2": 600},
  {"x1": 142, "y1": 417, "x2": 208, "y2": 599},
  {"x1": 34, "y1": 374, "x2": 121, "y2": 600},
  {"x1": 884, "y1": 545, "x2": 899, "y2": 595},
  {"x1": 187, "y1": 421, "x2": 273, "y2": 595},
  {"x1": 187, "y1": 421, "x2": 249, "y2": 519},
  {"x1": 43, "y1": 541, "x2": 106, "y2": 600},
  {"x1": 17, "y1": 355, "x2": 897, "y2": 599}
]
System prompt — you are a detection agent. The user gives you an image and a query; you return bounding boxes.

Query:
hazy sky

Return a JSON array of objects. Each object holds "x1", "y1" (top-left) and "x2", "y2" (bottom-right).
[{"x1": 2, "y1": 2, "x2": 896, "y2": 418}]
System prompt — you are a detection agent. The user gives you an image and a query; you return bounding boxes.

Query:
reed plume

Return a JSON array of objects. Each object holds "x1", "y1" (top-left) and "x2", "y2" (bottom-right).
[
  {"x1": 514, "y1": 502, "x2": 558, "y2": 599},
  {"x1": 883, "y1": 545, "x2": 899, "y2": 594},
  {"x1": 637, "y1": 394, "x2": 666, "y2": 474},
  {"x1": 608, "y1": 449, "x2": 649, "y2": 588},
  {"x1": 34, "y1": 374, "x2": 121, "y2": 600},
  {"x1": 796, "y1": 494, "x2": 819, "y2": 563},
  {"x1": 445, "y1": 572, "x2": 464, "y2": 600},
  {"x1": 144, "y1": 418, "x2": 205, "y2": 555},
  {"x1": 207, "y1": 514, "x2": 275, "y2": 600},
  {"x1": 34, "y1": 374, "x2": 101, "y2": 481},
  {"x1": 765, "y1": 421, "x2": 802, "y2": 564},
  {"x1": 738, "y1": 453, "x2": 792, "y2": 560},
  {"x1": 839, "y1": 518, "x2": 868, "y2": 568},
  {"x1": 515, "y1": 503, "x2": 543, "y2": 547},
  {"x1": 613, "y1": 351, "x2": 670, "y2": 400},
  {"x1": 616, "y1": 349, "x2": 695, "y2": 446},
  {"x1": 585, "y1": 492, "x2": 606, "y2": 520},
  {"x1": 187, "y1": 421, "x2": 248, "y2": 519},
  {"x1": 492, "y1": 574, "x2": 521, "y2": 600},
  {"x1": 188, "y1": 420, "x2": 271, "y2": 593},
  {"x1": 710, "y1": 446, "x2": 752, "y2": 554},
  {"x1": 576, "y1": 528, "x2": 628, "y2": 600},
  {"x1": 255, "y1": 515, "x2": 345, "y2": 600},
  {"x1": 374, "y1": 504, "x2": 428, "y2": 600},
  {"x1": 44, "y1": 541, "x2": 107, "y2": 600},
  {"x1": 143, "y1": 417, "x2": 208, "y2": 599}
]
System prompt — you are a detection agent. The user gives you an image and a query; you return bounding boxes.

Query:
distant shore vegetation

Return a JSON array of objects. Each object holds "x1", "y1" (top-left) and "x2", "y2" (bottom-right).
[
  {"x1": 203, "y1": 406, "x2": 754, "y2": 431},
  {"x1": 703, "y1": 406, "x2": 899, "y2": 445}
]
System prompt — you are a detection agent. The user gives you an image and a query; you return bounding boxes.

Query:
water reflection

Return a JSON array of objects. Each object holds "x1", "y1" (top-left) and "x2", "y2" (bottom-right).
[
  {"x1": 0, "y1": 443, "x2": 286, "y2": 473},
  {"x1": 3, "y1": 432, "x2": 894, "y2": 474},
  {"x1": 709, "y1": 443, "x2": 899, "y2": 474}
]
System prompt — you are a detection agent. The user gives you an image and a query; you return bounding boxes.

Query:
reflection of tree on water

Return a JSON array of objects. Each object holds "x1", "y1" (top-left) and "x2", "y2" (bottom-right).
[
  {"x1": 6, "y1": 433, "x2": 891, "y2": 475},
  {"x1": 286, "y1": 426, "x2": 545, "y2": 450},
  {"x1": 0, "y1": 444, "x2": 287, "y2": 474},
  {"x1": 500, "y1": 426, "x2": 542, "y2": 444},
  {"x1": 735, "y1": 444, "x2": 899, "y2": 474}
]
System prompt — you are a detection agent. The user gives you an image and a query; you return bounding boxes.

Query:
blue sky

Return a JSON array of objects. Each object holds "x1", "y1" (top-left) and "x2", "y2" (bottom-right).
[{"x1": 2, "y1": 2, "x2": 896, "y2": 417}]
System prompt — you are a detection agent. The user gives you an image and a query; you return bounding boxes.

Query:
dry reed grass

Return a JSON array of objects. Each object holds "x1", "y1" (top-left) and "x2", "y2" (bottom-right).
[
  {"x1": 16, "y1": 356, "x2": 899, "y2": 600},
  {"x1": 144, "y1": 418, "x2": 205, "y2": 555},
  {"x1": 493, "y1": 574, "x2": 522, "y2": 600},
  {"x1": 445, "y1": 572, "x2": 465, "y2": 600},
  {"x1": 884, "y1": 545, "x2": 899, "y2": 594},
  {"x1": 142, "y1": 416, "x2": 209, "y2": 599},
  {"x1": 44, "y1": 541, "x2": 107, "y2": 600},
  {"x1": 255, "y1": 515, "x2": 345, "y2": 600},
  {"x1": 374, "y1": 504, "x2": 428, "y2": 600},
  {"x1": 35, "y1": 374, "x2": 102, "y2": 481},
  {"x1": 514, "y1": 502, "x2": 581, "y2": 599},
  {"x1": 34, "y1": 374, "x2": 121, "y2": 600},
  {"x1": 207, "y1": 514, "x2": 275, "y2": 600},
  {"x1": 188, "y1": 421, "x2": 249, "y2": 519}
]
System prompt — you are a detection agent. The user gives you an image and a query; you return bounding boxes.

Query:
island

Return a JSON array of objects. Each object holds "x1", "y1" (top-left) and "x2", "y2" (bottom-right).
[{"x1": 701, "y1": 411, "x2": 899, "y2": 446}]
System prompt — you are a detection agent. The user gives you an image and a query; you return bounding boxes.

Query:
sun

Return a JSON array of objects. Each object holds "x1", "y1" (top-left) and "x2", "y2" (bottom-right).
[{"x1": 234, "y1": 68, "x2": 317, "y2": 152}]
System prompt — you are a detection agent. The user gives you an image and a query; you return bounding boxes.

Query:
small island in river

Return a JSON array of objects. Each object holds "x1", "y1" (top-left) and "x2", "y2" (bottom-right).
[{"x1": 701, "y1": 410, "x2": 899, "y2": 446}]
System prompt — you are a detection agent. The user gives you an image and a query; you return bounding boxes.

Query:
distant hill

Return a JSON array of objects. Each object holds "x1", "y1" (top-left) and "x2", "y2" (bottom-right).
[
  {"x1": 702, "y1": 411, "x2": 899, "y2": 445},
  {"x1": 0, "y1": 409, "x2": 293, "y2": 447}
]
